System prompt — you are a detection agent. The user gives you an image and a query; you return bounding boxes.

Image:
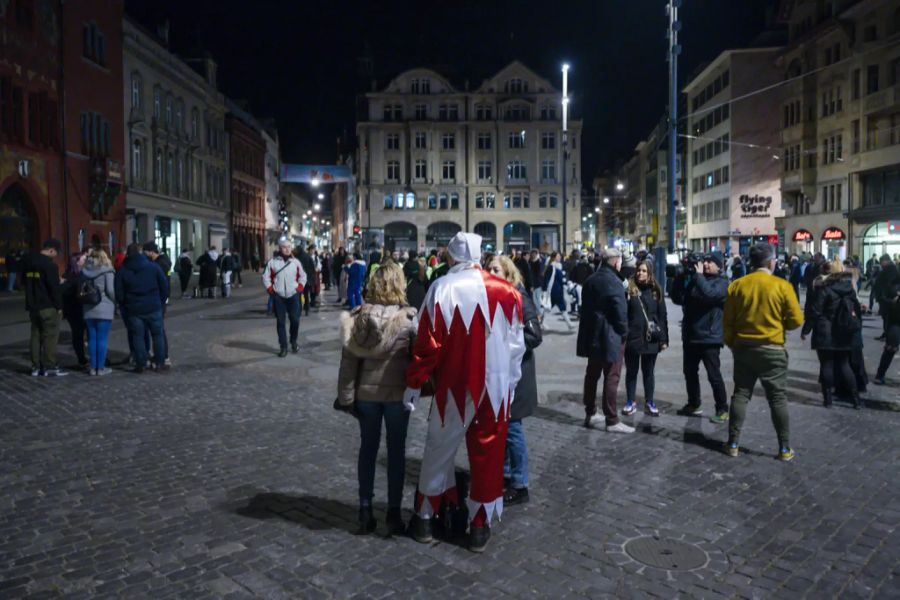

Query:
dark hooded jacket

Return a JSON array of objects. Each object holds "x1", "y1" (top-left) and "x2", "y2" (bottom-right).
[
  {"x1": 511, "y1": 283, "x2": 542, "y2": 421},
  {"x1": 802, "y1": 272, "x2": 862, "y2": 350},
  {"x1": 21, "y1": 252, "x2": 62, "y2": 313},
  {"x1": 115, "y1": 253, "x2": 169, "y2": 316},
  {"x1": 670, "y1": 271, "x2": 728, "y2": 345}
]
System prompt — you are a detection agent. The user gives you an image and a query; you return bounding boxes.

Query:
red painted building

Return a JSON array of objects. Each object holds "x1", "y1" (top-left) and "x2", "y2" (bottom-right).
[
  {"x1": 0, "y1": 0, "x2": 124, "y2": 267},
  {"x1": 226, "y1": 103, "x2": 265, "y2": 261},
  {"x1": 0, "y1": 0, "x2": 64, "y2": 262},
  {"x1": 61, "y1": 0, "x2": 126, "y2": 255}
]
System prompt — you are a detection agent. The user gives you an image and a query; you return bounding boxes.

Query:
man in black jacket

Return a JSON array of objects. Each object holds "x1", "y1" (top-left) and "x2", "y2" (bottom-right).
[
  {"x1": 671, "y1": 251, "x2": 730, "y2": 422},
  {"x1": 22, "y1": 239, "x2": 67, "y2": 376},
  {"x1": 577, "y1": 248, "x2": 632, "y2": 433},
  {"x1": 116, "y1": 244, "x2": 169, "y2": 372},
  {"x1": 296, "y1": 245, "x2": 316, "y2": 315},
  {"x1": 874, "y1": 254, "x2": 900, "y2": 341}
]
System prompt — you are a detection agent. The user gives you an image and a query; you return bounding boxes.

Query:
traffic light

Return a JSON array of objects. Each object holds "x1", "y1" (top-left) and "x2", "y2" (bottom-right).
[{"x1": 352, "y1": 225, "x2": 361, "y2": 235}]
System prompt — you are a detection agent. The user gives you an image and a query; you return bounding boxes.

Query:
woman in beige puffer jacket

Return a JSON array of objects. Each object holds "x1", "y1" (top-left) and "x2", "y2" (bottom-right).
[{"x1": 336, "y1": 261, "x2": 417, "y2": 536}]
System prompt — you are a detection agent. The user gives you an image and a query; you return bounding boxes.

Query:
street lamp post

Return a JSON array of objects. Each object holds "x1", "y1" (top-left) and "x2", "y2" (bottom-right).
[
  {"x1": 667, "y1": 0, "x2": 682, "y2": 253},
  {"x1": 562, "y1": 63, "x2": 569, "y2": 254}
]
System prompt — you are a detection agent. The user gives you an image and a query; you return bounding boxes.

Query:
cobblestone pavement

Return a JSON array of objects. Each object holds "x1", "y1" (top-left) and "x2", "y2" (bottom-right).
[{"x1": 1, "y1": 284, "x2": 898, "y2": 599}]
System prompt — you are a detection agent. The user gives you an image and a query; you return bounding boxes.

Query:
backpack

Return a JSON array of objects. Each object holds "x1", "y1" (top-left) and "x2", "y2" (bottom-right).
[
  {"x1": 832, "y1": 294, "x2": 860, "y2": 343},
  {"x1": 76, "y1": 273, "x2": 104, "y2": 306}
]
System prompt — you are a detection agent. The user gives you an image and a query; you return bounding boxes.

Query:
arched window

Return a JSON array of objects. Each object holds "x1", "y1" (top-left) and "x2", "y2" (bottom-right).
[
  {"x1": 153, "y1": 87, "x2": 161, "y2": 119},
  {"x1": 175, "y1": 99, "x2": 184, "y2": 132},
  {"x1": 166, "y1": 152, "x2": 174, "y2": 192},
  {"x1": 384, "y1": 194, "x2": 393, "y2": 209},
  {"x1": 405, "y1": 192, "x2": 416, "y2": 209},
  {"x1": 154, "y1": 148, "x2": 163, "y2": 189},
  {"x1": 439, "y1": 193, "x2": 448, "y2": 210},
  {"x1": 131, "y1": 73, "x2": 142, "y2": 111}
]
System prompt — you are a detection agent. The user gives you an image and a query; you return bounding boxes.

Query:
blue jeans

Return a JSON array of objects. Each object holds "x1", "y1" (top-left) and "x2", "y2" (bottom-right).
[
  {"x1": 272, "y1": 294, "x2": 301, "y2": 349},
  {"x1": 126, "y1": 311, "x2": 166, "y2": 368},
  {"x1": 356, "y1": 401, "x2": 410, "y2": 508},
  {"x1": 5, "y1": 271, "x2": 15, "y2": 291},
  {"x1": 348, "y1": 286, "x2": 363, "y2": 310},
  {"x1": 504, "y1": 419, "x2": 529, "y2": 489},
  {"x1": 85, "y1": 318, "x2": 112, "y2": 370}
]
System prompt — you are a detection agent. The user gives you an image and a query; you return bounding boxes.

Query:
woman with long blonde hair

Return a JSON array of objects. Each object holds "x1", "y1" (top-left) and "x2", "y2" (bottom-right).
[
  {"x1": 336, "y1": 261, "x2": 417, "y2": 535},
  {"x1": 81, "y1": 248, "x2": 117, "y2": 375}
]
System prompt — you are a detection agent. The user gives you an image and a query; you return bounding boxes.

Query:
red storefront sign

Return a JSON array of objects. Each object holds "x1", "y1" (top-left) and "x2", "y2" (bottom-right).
[
  {"x1": 822, "y1": 227, "x2": 845, "y2": 241},
  {"x1": 793, "y1": 229, "x2": 813, "y2": 241}
]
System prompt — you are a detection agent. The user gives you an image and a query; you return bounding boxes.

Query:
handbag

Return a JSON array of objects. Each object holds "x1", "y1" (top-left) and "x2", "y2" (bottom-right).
[{"x1": 637, "y1": 293, "x2": 661, "y2": 344}]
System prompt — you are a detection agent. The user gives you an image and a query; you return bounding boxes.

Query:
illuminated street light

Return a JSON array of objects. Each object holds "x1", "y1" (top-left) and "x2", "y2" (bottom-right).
[
  {"x1": 615, "y1": 182, "x2": 624, "y2": 191},
  {"x1": 311, "y1": 177, "x2": 320, "y2": 187},
  {"x1": 594, "y1": 207, "x2": 601, "y2": 213},
  {"x1": 314, "y1": 203, "x2": 321, "y2": 211},
  {"x1": 603, "y1": 197, "x2": 610, "y2": 204},
  {"x1": 317, "y1": 193, "x2": 324, "y2": 200}
]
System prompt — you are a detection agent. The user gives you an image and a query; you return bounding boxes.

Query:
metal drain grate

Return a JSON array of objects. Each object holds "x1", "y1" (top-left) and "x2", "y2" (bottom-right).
[{"x1": 624, "y1": 536, "x2": 708, "y2": 571}]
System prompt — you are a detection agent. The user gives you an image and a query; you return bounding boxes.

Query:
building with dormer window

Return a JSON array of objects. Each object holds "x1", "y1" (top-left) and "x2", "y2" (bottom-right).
[{"x1": 356, "y1": 61, "x2": 582, "y2": 254}]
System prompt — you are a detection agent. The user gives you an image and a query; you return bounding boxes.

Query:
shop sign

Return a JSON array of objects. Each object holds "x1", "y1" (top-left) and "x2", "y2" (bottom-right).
[
  {"x1": 739, "y1": 195, "x2": 772, "y2": 218},
  {"x1": 792, "y1": 229, "x2": 813, "y2": 242},
  {"x1": 822, "y1": 227, "x2": 845, "y2": 241},
  {"x1": 889, "y1": 221, "x2": 900, "y2": 235}
]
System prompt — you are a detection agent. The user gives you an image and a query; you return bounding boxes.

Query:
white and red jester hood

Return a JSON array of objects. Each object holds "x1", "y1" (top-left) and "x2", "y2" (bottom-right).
[{"x1": 406, "y1": 259, "x2": 526, "y2": 424}]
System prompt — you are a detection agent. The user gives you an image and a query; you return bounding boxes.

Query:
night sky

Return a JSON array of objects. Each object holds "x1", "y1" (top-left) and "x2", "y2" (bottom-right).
[{"x1": 125, "y1": 0, "x2": 780, "y2": 185}]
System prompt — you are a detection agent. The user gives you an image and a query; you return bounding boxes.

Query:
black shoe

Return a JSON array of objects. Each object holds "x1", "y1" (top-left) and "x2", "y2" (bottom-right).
[
  {"x1": 504, "y1": 487, "x2": 529, "y2": 506},
  {"x1": 823, "y1": 387, "x2": 833, "y2": 409},
  {"x1": 875, "y1": 334, "x2": 886, "y2": 341},
  {"x1": 386, "y1": 508, "x2": 405, "y2": 536},
  {"x1": 291, "y1": 344, "x2": 299, "y2": 354},
  {"x1": 409, "y1": 515, "x2": 433, "y2": 543},
  {"x1": 278, "y1": 348, "x2": 288, "y2": 358},
  {"x1": 469, "y1": 525, "x2": 491, "y2": 553},
  {"x1": 356, "y1": 506, "x2": 376, "y2": 535},
  {"x1": 676, "y1": 404, "x2": 703, "y2": 416}
]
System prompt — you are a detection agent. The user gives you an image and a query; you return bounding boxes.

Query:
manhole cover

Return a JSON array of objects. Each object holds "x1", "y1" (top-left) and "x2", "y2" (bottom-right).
[{"x1": 624, "y1": 536, "x2": 708, "y2": 570}]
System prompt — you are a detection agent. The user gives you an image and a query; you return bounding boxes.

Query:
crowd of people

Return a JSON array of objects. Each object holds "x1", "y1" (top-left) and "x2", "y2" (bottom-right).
[{"x1": 11, "y1": 231, "x2": 899, "y2": 553}]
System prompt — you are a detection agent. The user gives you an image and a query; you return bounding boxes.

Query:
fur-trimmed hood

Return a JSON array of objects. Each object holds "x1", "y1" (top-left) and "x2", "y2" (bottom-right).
[
  {"x1": 340, "y1": 303, "x2": 417, "y2": 358},
  {"x1": 814, "y1": 271, "x2": 853, "y2": 288}
]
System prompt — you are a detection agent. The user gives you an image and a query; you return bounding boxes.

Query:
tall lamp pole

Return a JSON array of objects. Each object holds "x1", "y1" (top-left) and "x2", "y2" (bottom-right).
[
  {"x1": 561, "y1": 63, "x2": 570, "y2": 254},
  {"x1": 667, "y1": 0, "x2": 682, "y2": 253}
]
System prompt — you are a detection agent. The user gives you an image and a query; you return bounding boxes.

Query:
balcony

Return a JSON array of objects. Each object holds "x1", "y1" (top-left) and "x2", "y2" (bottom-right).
[{"x1": 863, "y1": 84, "x2": 900, "y2": 115}]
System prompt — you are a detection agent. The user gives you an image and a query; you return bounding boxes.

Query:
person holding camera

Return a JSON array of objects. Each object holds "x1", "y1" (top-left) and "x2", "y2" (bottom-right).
[
  {"x1": 670, "y1": 251, "x2": 730, "y2": 423},
  {"x1": 622, "y1": 260, "x2": 668, "y2": 417}
]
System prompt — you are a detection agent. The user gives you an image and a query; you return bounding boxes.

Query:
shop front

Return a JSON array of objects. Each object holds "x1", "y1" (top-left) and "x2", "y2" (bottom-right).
[
  {"x1": 821, "y1": 226, "x2": 846, "y2": 261},
  {"x1": 473, "y1": 222, "x2": 497, "y2": 252},
  {"x1": 384, "y1": 221, "x2": 418, "y2": 253},
  {"x1": 861, "y1": 221, "x2": 900, "y2": 262},
  {"x1": 790, "y1": 228, "x2": 814, "y2": 256}
]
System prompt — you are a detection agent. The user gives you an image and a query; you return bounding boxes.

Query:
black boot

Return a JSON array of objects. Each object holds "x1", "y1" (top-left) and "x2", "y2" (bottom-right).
[
  {"x1": 408, "y1": 514, "x2": 432, "y2": 543},
  {"x1": 850, "y1": 389, "x2": 862, "y2": 410},
  {"x1": 385, "y1": 508, "x2": 405, "y2": 536},
  {"x1": 356, "y1": 506, "x2": 376, "y2": 535},
  {"x1": 469, "y1": 525, "x2": 491, "y2": 553},
  {"x1": 875, "y1": 350, "x2": 894, "y2": 384},
  {"x1": 822, "y1": 386, "x2": 833, "y2": 409}
]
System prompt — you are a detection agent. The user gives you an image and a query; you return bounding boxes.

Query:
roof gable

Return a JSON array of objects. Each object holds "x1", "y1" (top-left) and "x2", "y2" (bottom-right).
[{"x1": 475, "y1": 60, "x2": 557, "y2": 94}]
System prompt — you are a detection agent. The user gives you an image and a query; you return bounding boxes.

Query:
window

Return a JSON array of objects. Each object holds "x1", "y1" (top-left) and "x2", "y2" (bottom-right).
[
  {"x1": 383, "y1": 104, "x2": 402, "y2": 121},
  {"x1": 413, "y1": 159, "x2": 427, "y2": 181},
  {"x1": 509, "y1": 131, "x2": 525, "y2": 148},
  {"x1": 82, "y1": 22, "x2": 106, "y2": 66},
  {"x1": 438, "y1": 104, "x2": 458, "y2": 121},
  {"x1": 505, "y1": 78, "x2": 527, "y2": 93},
  {"x1": 166, "y1": 153, "x2": 174, "y2": 191},
  {"x1": 175, "y1": 100, "x2": 183, "y2": 132},
  {"x1": 386, "y1": 160, "x2": 400, "y2": 181},
  {"x1": 540, "y1": 104, "x2": 557, "y2": 120},
  {"x1": 541, "y1": 160, "x2": 556, "y2": 182},
  {"x1": 852, "y1": 119, "x2": 860, "y2": 153},
  {"x1": 384, "y1": 194, "x2": 393, "y2": 209},
  {"x1": 867, "y1": 64, "x2": 880, "y2": 95},
  {"x1": 132, "y1": 139, "x2": 143, "y2": 182},
  {"x1": 410, "y1": 78, "x2": 430, "y2": 94},
  {"x1": 478, "y1": 160, "x2": 492, "y2": 181},
  {"x1": 477, "y1": 132, "x2": 491, "y2": 149},
  {"x1": 441, "y1": 132, "x2": 455, "y2": 150},
  {"x1": 428, "y1": 193, "x2": 437, "y2": 209},
  {"x1": 439, "y1": 193, "x2": 448, "y2": 209},
  {"x1": 414, "y1": 132, "x2": 427, "y2": 149},
  {"x1": 505, "y1": 104, "x2": 529, "y2": 121},
  {"x1": 485, "y1": 192, "x2": 496, "y2": 209},
  {"x1": 165, "y1": 95, "x2": 173, "y2": 127},
  {"x1": 450, "y1": 193, "x2": 459, "y2": 210},
  {"x1": 475, "y1": 105, "x2": 492, "y2": 120},
  {"x1": 863, "y1": 24, "x2": 877, "y2": 42},
  {"x1": 405, "y1": 192, "x2": 416, "y2": 209},
  {"x1": 442, "y1": 160, "x2": 456, "y2": 181},
  {"x1": 414, "y1": 104, "x2": 427, "y2": 120},
  {"x1": 852, "y1": 69, "x2": 861, "y2": 100},
  {"x1": 386, "y1": 133, "x2": 400, "y2": 150},
  {"x1": 394, "y1": 194, "x2": 403, "y2": 209},
  {"x1": 475, "y1": 193, "x2": 484, "y2": 209},
  {"x1": 131, "y1": 74, "x2": 142, "y2": 111},
  {"x1": 548, "y1": 194, "x2": 558, "y2": 208},
  {"x1": 507, "y1": 160, "x2": 526, "y2": 181},
  {"x1": 191, "y1": 109, "x2": 199, "y2": 140},
  {"x1": 541, "y1": 131, "x2": 556, "y2": 149}
]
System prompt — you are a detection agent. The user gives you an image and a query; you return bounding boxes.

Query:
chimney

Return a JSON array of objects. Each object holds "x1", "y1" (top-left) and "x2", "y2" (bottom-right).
[{"x1": 157, "y1": 20, "x2": 170, "y2": 47}]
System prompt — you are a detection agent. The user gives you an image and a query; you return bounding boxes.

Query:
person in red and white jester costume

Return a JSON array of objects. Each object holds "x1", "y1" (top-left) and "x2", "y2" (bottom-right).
[{"x1": 403, "y1": 231, "x2": 525, "y2": 552}]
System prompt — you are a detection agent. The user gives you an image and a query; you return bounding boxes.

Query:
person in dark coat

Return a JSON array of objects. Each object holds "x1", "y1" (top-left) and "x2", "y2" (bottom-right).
[
  {"x1": 177, "y1": 250, "x2": 193, "y2": 298},
  {"x1": 22, "y1": 239, "x2": 66, "y2": 376},
  {"x1": 196, "y1": 247, "x2": 219, "y2": 298},
  {"x1": 488, "y1": 256, "x2": 542, "y2": 506},
  {"x1": 874, "y1": 280, "x2": 900, "y2": 385},
  {"x1": 622, "y1": 260, "x2": 669, "y2": 417},
  {"x1": 296, "y1": 245, "x2": 317, "y2": 315},
  {"x1": 513, "y1": 250, "x2": 534, "y2": 293},
  {"x1": 801, "y1": 260, "x2": 863, "y2": 408},
  {"x1": 873, "y1": 254, "x2": 900, "y2": 341},
  {"x1": 114, "y1": 244, "x2": 169, "y2": 372},
  {"x1": 404, "y1": 259, "x2": 428, "y2": 310},
  {"x1": 577, "y1": 248, "x2": 632, "y2": 433},
  {"x1": 670, "y1": 251, "x2": 730, "y2": 422},
  {"x1": 60, "y1": 252, "x2": 88, "y2": 368}
]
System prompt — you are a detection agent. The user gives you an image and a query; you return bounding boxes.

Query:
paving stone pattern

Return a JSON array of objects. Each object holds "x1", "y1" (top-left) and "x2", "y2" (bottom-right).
[{"x1": 0, "y1": 286, "x2": 898, "y2": 599}]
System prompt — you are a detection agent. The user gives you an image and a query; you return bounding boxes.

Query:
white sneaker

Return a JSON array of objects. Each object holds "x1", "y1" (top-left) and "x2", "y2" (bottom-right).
[
  {"x1": 606, "y1": 422, "x2": 635, "y2": 434},
  {"x1": 584, "y1": 413, "x2": 605, "y2": 429},
  {"x1": 96, "y1": 368, "x2": 113, "y2": 376}
]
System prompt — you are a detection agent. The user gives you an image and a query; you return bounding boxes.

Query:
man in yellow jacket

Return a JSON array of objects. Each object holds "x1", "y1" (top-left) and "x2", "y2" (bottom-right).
[{"x1": 723, "y1": 243, "x2": 804, "y2": 461}]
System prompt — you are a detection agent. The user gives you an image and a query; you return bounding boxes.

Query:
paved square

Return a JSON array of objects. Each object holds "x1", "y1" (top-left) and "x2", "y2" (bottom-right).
[{"x1": 0, "y1": 287, "x2": 898, "y2": 599}]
